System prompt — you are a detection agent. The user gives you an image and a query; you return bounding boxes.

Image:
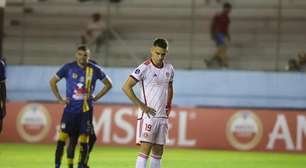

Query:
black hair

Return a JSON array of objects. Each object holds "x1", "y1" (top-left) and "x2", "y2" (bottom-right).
[
  {"x1": 77, "y1": 45, "x2": 89, "y2": 52},
  {"x1": 223, "y1": 2, "x2": 232, "y2": 9},
  {"x1": 153, "y1": 38, "x2": 168, "y2": 49},
  {"x1": 92, "y1": 13, "x2": 101, "y2": 21}
]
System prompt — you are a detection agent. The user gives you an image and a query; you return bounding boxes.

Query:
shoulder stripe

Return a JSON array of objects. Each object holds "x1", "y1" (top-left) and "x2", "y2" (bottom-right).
[{"x1": 143, "y1": 59, "x2": 151, "y2": 65}]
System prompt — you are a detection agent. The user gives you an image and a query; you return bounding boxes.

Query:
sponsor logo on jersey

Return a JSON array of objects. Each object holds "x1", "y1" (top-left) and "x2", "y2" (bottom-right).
[
  {"x1": 72, "y1": 73, "x2": 78, "y2": 79},
  {"x1": 135, "y1": 69, "x2": 140, "y2": 74},
  {"x1": 72, "y1": 83, "x2": 87, "y2": 100},
  {"x1": 166, "y1": 72, "x2": 170, "y2": 78},
  {"x1": 80, "y1": 76, "x2": 85, "y2": 82}
]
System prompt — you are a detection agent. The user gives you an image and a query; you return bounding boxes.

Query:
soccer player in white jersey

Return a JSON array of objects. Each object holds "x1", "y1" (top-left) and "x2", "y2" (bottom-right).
[{"x1": 122, "y1": 38, "x2": 174, "y2": 168}]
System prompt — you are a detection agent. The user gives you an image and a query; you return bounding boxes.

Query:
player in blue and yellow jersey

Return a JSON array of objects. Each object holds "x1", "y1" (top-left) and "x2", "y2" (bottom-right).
[
  {"x1": 66, "y1": 59, "x2": 103, "y2": 168},
  {"x1": 50, "y1": 45, "x2": 112, "y2": 168},
  {"x1": 0, "y1": 56, "x2": 6, "y2": 134}
]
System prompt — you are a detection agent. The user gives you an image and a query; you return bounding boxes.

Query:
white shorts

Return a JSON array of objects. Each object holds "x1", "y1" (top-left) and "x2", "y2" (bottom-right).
[{"x1": 136, "y1": 116, "x2": 168, "y2": 145}]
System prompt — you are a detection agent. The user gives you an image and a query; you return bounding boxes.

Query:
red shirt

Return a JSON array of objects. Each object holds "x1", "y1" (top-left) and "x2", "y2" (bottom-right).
[{"x1": 212, "y1": 12, "x2": 230, "y2": 34}]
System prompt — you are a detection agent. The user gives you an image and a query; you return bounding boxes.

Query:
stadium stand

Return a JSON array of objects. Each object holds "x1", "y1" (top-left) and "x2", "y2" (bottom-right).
[{"x1": 3, "y1": 0, "x2": 306, "y2": 70}]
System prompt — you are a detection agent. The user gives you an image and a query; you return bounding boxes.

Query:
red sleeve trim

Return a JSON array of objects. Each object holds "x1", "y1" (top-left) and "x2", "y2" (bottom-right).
[{"x1": 143, "y1": 59, "x2": 151, "y2": 65}]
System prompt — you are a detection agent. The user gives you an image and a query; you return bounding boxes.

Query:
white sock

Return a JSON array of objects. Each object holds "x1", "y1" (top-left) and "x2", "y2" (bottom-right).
[
  {"x1": 136, "y1": 153, "x2": 148, "y2": 168},
  {"x1": 150, "y1": 154, "x2": 161, "y2": 168}
]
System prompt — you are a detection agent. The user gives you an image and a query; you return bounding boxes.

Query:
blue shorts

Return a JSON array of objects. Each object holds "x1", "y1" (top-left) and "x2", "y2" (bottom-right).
[
  {"x1": 60, "y1": 112, "x2": 92, "y2": 136},
  {"x1": 213, "y1": 33, "x2": 227, "y2": 47}
]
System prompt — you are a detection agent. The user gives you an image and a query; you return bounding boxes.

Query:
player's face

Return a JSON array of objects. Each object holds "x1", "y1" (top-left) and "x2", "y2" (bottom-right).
[
  {"x1": 151, "y1": 46, "x2": 168, "y2": 64},
  {"x1": 224, "y1": 7, "x2": 231, "y2": 14},
  {"x1": 76, "y1": 50, "x2": 90, "y2": 66}
]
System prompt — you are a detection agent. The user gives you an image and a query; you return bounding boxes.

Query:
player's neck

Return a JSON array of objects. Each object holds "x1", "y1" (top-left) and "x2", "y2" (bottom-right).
[
  {"x1": 151, "y1": 58, "x2": 163, "y2": 68},
  {"x1": 77, "y1": 62, "x2": 87, "y2": 69},
  {"x1": 222, "y1": 11, "x2": 229, "y2": 15}
]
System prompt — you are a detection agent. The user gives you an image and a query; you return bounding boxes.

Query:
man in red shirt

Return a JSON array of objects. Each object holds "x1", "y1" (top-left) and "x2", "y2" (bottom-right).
[{"x1": 205, "y1": 2, "x2": 232, "y2": 68}]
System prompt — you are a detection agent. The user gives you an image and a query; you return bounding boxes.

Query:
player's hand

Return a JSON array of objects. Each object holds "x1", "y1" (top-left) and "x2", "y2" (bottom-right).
[
  {"x1": 92, "y1": 95, "x2": 99, "y2": 102},
  {"x1": 59, "y1": 97, "x2": 69, "y2": 105},
  {"x1": 140, "y1": 104, "x2": 156, "y2": 118},
  {"x1": 227, "y1": 34, "x2": 231, "y2": 42},
  {"x1": 166, "y1": 104, "x2": 171, "y2": 116}
]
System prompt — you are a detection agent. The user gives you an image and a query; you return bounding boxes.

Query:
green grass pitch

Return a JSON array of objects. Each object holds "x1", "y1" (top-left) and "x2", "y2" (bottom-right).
[{"x1": 0, "y1": 143, "x2": 305, "y2": 168}]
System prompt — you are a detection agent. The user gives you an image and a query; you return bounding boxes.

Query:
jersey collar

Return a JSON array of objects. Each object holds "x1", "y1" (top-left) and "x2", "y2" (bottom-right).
[{"x1": 150, "y1": 59, "x2": 164, "y2": 69}]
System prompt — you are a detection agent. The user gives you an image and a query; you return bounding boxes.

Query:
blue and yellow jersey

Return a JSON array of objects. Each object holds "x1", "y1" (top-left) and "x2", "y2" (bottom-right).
[{"x1": 56, "y1": 61, "x2": 106, "y2": 113}]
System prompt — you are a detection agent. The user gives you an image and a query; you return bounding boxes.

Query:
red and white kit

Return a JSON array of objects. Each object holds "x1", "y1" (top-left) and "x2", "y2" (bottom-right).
[{"x1": 131, "y1": 59, "x2": 174, "y2": 145}]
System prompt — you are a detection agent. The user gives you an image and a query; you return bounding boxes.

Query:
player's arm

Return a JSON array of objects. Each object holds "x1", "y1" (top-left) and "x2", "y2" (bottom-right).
[
  {"x1": 225, "y1": 24, "x2": 230, "y2": 41},
  {"x1": 93, "y1": 76, "x2": 112, "y2": 102},
  {"x1": 210, "y1": 15, "x2": 217, "y2": 39},
  {"x1": 0, "y1": 80, "x2": 6, "y2": 119},
  {"x1": 49, "y1": 76, "x2": 68, "y2": 104},
  {"x1": 122, "y1": 76, "x2": 155, "y2": 117},
  {"x1": 225, "y1": 17, "x2": 231, "y2": 41},
  {"x1": 122, "y1": 76, "x2": 144, "y2": 108},
  {"x1": 166, "y1": 81, "x2": 173, "y2": 116}
]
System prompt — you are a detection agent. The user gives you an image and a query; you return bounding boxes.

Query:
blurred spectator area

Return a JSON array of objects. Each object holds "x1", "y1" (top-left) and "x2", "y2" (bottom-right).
[{"x1": 4, "y1": 0, "x2": 306, "y2": 70}]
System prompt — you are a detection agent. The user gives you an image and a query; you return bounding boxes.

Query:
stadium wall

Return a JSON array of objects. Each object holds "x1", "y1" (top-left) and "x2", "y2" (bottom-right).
[
  {"x1": 7, "y1": 65, "x2": 306, "y2": 108},
  {"x1": 3, "y1": 66, "x2": 306, "y2": 152}
]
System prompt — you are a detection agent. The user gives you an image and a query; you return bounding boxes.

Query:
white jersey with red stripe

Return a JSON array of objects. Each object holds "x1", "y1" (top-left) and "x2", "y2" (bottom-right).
[{"x1": 130, "y1": 59, "x2": 174, "y2": 118}]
